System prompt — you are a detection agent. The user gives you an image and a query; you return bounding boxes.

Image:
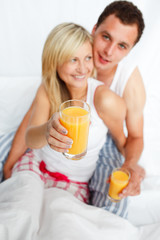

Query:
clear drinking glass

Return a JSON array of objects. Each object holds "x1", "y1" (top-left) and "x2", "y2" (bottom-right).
[
  {"x1": 108, "y1": 167, "x2": 130, "y2": 202},
  {"x1": 59, "y1": 99, "x2": 90, "y2": 160}
]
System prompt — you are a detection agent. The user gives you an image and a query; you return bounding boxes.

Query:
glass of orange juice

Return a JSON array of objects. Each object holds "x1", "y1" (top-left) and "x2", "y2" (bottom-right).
[
  {"x1": 59, "y1": 99, "x2": 90, "y2": 160},
  {"x1": 108, "y1": 168, "x2": 130, "y2": 202}
]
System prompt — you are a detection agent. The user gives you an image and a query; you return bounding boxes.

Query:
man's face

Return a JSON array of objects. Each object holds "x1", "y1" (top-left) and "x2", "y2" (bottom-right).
[{"x1": 92, "y1": 14, "x2": 138, "y2": 71}]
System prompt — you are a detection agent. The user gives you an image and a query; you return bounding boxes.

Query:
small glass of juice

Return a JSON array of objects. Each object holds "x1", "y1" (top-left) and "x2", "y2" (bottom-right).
[
  {"x1": 59, "y1": 99, "x2": 90, "y2": 160},
  {"x1": 108, "y1": 168, "x2": 130, "y2": 202}
]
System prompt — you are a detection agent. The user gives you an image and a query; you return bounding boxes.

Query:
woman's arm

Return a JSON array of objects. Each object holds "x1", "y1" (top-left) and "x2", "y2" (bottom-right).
[
  {"x1": 4, "y1": 84, "x2": 50, "y2": 179},
  {"x1": 3, "y1": 84, "x2": 72, "y2": 179},
  {"x1": 25, "y1": 84, "x2": 50, "y2": 149},
  {"x1": 3, "y1": 100, "x2": 35, "y2": 179},
  {"x1": 25, "y1": 84, "x2": 73, "y2": 150},
  {"x1": 94, "y1": 85, "x2": 127, "y2": 153}
]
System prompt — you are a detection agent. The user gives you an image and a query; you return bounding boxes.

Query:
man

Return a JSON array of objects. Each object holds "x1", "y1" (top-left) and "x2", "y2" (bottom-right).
[
  {"x1": 3, "y1": 1, "x2": 145, "y2": 218},
  {"x1": 88, "y1": 1, "x2": 146, "y2": 218}
]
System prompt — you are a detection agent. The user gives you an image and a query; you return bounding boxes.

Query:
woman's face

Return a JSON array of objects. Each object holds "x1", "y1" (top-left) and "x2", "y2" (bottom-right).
[{"x1": 57, "y1": 41, "x2": 94, "y2": 90}]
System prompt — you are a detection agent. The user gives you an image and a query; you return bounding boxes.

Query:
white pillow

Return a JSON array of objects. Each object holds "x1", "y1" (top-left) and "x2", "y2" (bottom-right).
[{"x1": 0, "y1": 76, "x2": 41, "y2": 134}]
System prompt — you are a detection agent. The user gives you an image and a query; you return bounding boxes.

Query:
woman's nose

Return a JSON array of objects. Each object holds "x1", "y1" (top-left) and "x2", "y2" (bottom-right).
[{"x1": 76, "y1": 62, "x2": 86, "y2": 74}]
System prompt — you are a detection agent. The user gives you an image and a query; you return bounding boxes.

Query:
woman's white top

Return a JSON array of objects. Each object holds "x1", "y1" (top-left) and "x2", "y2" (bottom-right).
[{"x1": 34, "y1": 78, "x2": 107, "y2": 182}]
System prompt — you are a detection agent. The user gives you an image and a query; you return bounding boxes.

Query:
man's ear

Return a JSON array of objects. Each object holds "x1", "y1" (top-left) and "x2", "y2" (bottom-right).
[{"x1": 91, "y1": 24, "x2": 97, "y2": 36}]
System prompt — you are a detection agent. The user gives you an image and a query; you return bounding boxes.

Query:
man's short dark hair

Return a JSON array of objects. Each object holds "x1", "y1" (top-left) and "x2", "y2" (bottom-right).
[{"x1": 96, "y1": 1, "x2": 145, "y2": 44}]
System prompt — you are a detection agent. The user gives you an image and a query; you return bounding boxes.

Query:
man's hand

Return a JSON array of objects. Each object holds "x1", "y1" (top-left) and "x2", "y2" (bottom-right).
[
  {"x1": 119, "y1": 164, "x2": 145, "y2": 198},
  {"x1": 46, "y1": 112, "x2": 73, "y2": 152}
]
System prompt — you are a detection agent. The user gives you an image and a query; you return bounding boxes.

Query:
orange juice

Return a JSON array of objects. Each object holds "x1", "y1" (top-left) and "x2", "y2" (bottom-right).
[
  {"x1": 108, "y1": 168, "x2": 130, "y2": 202},
  {"x1": 60, "y1": 106, "x2": 90, "y2": 158}
]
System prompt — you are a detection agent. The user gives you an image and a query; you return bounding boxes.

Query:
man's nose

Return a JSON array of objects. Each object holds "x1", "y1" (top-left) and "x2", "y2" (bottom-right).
[{"x1": 105, "y1": 42, "x2": 115, "y2": 56}]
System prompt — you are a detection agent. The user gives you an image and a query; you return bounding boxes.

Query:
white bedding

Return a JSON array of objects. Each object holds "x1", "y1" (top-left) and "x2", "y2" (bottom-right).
[
  {"x1": 40, "y1": 188, "x2": 160, "y2": 240},
  {"x1": 0, "y1": 172, "x2": 160, "y2": 240}
]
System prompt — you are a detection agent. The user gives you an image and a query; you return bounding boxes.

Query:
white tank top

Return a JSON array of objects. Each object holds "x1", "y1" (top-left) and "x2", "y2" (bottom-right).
[
  {"x1": 110, "y1": 55, "x2": 137, "y2": 97},
  {"x1": 110, "y1": 55, "x2": 137, "y2": 135},
  {"x1": 34, "y1": 78, "x2": 107, "y2": 182}
]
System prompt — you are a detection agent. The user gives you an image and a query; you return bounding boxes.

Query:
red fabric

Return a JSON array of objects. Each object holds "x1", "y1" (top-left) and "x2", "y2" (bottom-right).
[{"x1": 39, "y1": 161, "x2": 70, "y2": 182}]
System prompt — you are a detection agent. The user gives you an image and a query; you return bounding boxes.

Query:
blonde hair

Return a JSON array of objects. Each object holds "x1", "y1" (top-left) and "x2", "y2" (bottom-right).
[{"x1": 42, "y1": 22, "x2": 94, "y2": 117}]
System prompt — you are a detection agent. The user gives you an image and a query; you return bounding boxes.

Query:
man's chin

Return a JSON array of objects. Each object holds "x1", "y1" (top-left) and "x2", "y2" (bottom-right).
[{"x1": 95, "y1": 62, "x2": 110, "y2": 70}]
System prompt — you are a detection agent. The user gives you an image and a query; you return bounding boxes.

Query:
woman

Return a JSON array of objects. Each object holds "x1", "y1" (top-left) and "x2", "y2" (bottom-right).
[{"x1": 11, "y1": 22, "x2": 126, "y2": 203}]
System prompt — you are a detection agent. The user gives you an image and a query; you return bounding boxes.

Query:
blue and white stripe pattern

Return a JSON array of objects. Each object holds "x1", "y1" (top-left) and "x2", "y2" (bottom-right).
[
  {"x1": 89, "y1": 132, "x2": 129, "y2": 218},
  {"x1": 0, "y1": 130, "x2": 15, "y2": 182}
]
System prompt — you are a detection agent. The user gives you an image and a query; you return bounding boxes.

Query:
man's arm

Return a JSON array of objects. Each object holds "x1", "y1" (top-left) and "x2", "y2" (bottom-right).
[
  {"x1": 94, "y1": 85, "x2": 127, "y2": 150},
  {"x1": 120, "y1": 67, "x2": 146, "y2": 197},
  {"x1": 3, "y1": 100, "x2": 35, "y2": 179}
]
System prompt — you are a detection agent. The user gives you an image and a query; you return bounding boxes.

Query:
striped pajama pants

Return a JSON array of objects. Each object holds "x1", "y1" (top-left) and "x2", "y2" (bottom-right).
[
  {"x1": 12, "y1": 150, "x2": 89, "y2": 203},
  {"x1": 89, "y1": 132, "x2": 129, "y2": 218}
]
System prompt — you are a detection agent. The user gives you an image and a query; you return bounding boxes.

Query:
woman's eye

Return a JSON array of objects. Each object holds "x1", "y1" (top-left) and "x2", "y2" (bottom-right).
[
  {"x1": 86, "y1": 56, "x2": 92, "y2": 61},
  {"x1": 71, "y1": 58, "x2": 76, "y2": 62}
]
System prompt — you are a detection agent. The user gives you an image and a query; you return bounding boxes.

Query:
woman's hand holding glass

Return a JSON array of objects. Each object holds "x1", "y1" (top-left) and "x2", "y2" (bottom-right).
[{"x1": 46, "y1": 112, "x2": 73, "y2": 153}]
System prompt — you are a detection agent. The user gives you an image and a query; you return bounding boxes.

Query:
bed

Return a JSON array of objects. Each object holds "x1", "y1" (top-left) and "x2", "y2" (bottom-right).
[{"x1": 0, "y1": 0, "x2": 160, "y2": 239}]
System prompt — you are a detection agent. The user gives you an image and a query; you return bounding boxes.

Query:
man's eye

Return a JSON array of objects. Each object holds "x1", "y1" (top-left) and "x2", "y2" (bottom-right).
[
  {"x1": 119, "y1": 44, "x2": 126, "y2": 49},
  {"x1": 103, "y1": 35, "x2": 110, "y2": 40}
]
